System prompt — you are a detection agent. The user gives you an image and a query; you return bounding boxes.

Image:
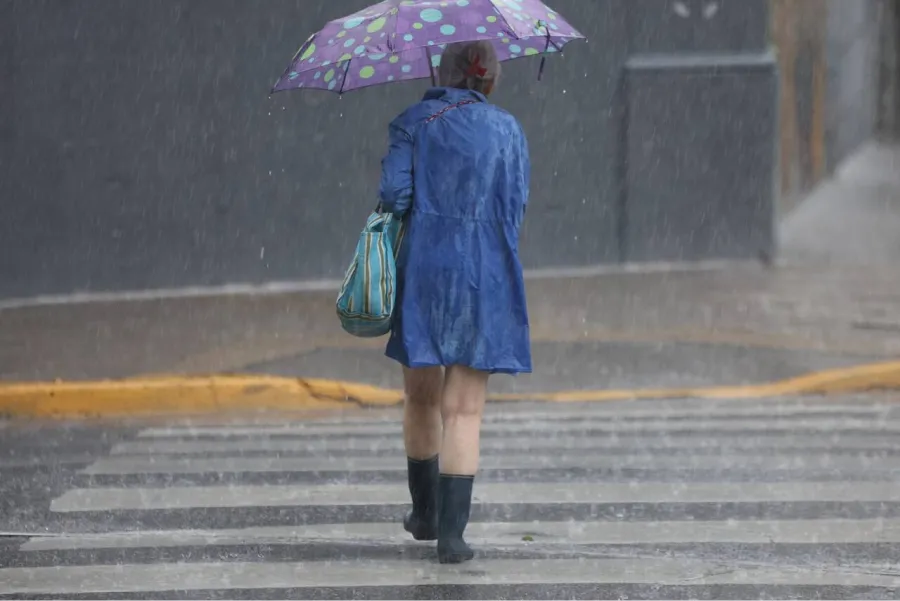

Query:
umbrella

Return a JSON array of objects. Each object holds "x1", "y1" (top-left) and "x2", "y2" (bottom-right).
[{"x1": 270, "y1": 0, "x2": 585, "y2": 95}]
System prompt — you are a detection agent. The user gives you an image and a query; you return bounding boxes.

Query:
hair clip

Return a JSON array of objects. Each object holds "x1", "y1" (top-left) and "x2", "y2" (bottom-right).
[{"x1": 465, "y1": 55, "x2": 488, "y2": 78}]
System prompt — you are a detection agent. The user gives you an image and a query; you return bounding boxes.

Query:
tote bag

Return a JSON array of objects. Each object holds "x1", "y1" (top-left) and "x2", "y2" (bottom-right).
[{"x1": 335, "y1": 208, "x2": 405, "y2": 338}]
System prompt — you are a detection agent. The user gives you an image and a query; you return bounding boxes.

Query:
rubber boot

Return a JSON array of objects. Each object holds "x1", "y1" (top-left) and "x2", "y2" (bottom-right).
[
  {"x1": 403, "y1": 456, "x2": 439, "y2": 541},
  {"x1": 437, "y1": 474, "x2": 475, "y2": 564}
]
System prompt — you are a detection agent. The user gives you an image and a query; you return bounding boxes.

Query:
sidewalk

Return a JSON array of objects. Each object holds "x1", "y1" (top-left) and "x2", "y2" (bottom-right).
[
  {"x1": 780, "y1": 142, "x2": 900, "y2": 269},
  {"x1": 1, "y1": 144, "x2": 899, "y2": 415}
]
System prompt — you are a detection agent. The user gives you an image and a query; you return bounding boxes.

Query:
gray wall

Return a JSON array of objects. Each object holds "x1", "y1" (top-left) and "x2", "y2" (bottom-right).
[
  {"x1": 622, "y1": 0, "x2": 776, "y2": 262},
  {"x1": 0, "y1": 0, "x2": 778, "y2": 299}
]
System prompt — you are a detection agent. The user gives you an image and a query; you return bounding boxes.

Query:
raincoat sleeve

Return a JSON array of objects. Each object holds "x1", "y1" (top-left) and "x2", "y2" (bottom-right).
[{"x1": 378, "y1": 120, "x2": 414, "y2": 218}]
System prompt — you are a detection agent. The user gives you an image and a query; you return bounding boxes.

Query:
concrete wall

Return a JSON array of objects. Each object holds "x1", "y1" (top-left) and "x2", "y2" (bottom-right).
[
  {"x1": 825, "y1": 0, "x2": 881, "y2": 169},
  {"x1": 772, "y1": 0, "x2": 888, "y2": 210},
  {"x1": 0, "y1": 0, "x2": 778, "y2": 299},
  {"x1": 623, "y1": 0, "x2": 776, "y2": 262}
]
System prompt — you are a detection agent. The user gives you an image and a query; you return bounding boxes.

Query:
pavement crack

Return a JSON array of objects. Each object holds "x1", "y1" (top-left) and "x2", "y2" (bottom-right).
[{"x1": 296, "y1": 378, "x2": 363, "y2": 408}]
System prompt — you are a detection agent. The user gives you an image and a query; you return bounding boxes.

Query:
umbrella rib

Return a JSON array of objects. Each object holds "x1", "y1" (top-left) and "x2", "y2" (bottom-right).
[
  {"x1": 338, "y1": 57, "x2": 352, "y2": 96},
  {"x1": 487, "y1": 0, "x2": 525, "y2": 41}
]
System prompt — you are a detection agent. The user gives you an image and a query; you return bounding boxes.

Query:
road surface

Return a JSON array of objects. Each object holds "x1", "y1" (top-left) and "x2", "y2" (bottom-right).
[{"x1": 1, "y1": 395, "x2": 899, "y2": 599}]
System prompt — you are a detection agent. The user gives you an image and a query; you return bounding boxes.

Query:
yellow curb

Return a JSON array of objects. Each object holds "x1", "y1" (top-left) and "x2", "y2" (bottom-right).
[
  {"x1": 1, "y1": 361, "x2": 899, "y2": 419},
  {"x1": 0, "y1": 377, "x2": 403, "y2": 419}
]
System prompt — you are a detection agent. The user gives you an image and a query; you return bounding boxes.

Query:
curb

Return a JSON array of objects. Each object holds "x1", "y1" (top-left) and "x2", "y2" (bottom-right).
[
  {"x1": 1, "y1": 361, "x2": 899, "y2": 419},
  {"x1": 0, "y1": 377, "x2": 402, "y2": 419}
]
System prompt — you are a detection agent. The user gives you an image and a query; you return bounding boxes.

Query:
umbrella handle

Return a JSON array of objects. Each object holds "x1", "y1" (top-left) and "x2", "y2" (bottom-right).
[{"x1": 425, "y1": 47, "x2": 437, "y2": 86}]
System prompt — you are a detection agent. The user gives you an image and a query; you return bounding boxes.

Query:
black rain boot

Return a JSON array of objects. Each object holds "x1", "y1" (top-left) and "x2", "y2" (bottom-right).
[
  {"x1": 403, "y1": 456, "x2": 439, "y2": 541},
  {"x1": 437, "y1": 474, "x2": 475, "y2": 564}
]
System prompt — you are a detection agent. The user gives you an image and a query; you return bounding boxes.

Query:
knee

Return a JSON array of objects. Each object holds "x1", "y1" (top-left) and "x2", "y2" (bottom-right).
[
  {"x1": 441, "y1": 393, "x2": 484, "y2": 422},
  {"x1": 441, "y1": 365, "x2": 488, "y2": 421}
]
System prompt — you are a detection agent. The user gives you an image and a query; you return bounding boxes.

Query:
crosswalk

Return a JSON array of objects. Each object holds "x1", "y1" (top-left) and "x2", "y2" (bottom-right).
[{"x1": 2, "y1": 396, "x2": 900, "y2": 599}]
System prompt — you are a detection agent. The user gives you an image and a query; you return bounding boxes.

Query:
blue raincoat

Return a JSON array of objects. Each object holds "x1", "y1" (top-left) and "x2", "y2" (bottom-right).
[{"x1": 378, "y1": 86, "x2": 532, "y2": 375}]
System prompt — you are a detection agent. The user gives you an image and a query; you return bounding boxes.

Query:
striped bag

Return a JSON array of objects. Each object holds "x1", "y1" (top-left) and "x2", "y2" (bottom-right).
[{"x1": 335, "y1": 208, "x2": 406, "y2": 338}]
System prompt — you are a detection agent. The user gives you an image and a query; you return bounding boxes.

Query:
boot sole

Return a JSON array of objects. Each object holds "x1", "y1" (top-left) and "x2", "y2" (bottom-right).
[
  {"x1": 437, "y1": 539, "x2": 475, "y2": 564},
  {"x1": 438, "y1": 551, "x2": 475, "y2": 564},
  {"x1": 405, "y1": 527, "x2": 438, "y2": 541}
]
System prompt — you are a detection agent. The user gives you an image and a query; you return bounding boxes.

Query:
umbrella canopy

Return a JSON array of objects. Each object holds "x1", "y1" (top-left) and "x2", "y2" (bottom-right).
[{"x1": 271, "y1": 0, "x2": 585, "y2": 95}]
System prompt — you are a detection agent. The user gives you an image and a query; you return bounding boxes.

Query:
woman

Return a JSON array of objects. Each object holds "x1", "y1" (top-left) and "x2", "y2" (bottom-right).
[{"x1": 378, "y1": 40, "x2": 531, "y2": 564}]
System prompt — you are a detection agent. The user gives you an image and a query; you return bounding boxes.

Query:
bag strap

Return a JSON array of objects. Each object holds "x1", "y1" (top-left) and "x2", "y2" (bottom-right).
[{"x1": 424, "y1": 99, "x2": 479, "y2": 123}]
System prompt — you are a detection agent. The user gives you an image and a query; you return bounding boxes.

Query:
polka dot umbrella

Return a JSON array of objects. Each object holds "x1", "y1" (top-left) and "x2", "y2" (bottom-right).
[{"x1": 270, "y1": 0, "x2": 585, "y2": 95}]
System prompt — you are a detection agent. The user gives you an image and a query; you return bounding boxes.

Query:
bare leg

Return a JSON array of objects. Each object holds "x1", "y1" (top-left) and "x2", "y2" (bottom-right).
[
  {"x1": 401, "y1": 366, "x2": 443, "y2": 541},
  {"x1": 437, "y1": 364, "x2": 489, "y2": 564},
  {"x1": 440, "y1": 365, "x2": 489, "y2": 475},
  {"x1": 403, "y1": 366, "x2": 443, "y2": 460}
]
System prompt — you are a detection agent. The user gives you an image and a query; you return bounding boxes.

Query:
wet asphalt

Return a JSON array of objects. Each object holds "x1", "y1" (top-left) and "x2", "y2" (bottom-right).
[{"x1": 1, "y1": 396, "x2": 899, "y2": 599}]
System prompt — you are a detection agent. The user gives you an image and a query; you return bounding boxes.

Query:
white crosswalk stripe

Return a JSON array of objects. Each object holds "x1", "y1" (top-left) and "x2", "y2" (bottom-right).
[
  {"x1": 82, "y1": 451, "x2": 900, "y2": 475},
  {"x1": 20, "y1": 518, "x2": 900, "y2": 552},
  {"x1": 130, "y1": 416, "x2": 900, "y2": 438},
  {"x1": 2, "y1": 397, "x2": 900, "y2": 599},
  {"x1": 135, "y1": 402, "x2": 892, "y2": 437},
  {"x1": 47, "y1": 481, "x2": 900, "y2": 512},
  {"x1": 109, "y1": 431, "x2": 899, "y2": 455},
  {"x1": 4, "y1": 558, "x2": 899, "y2": 594}
]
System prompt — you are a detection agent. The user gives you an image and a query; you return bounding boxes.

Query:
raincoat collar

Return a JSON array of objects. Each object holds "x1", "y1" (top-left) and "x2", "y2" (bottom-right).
[{"x1": 422, "y1": 86, "x2": 488, "y2": 104}]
